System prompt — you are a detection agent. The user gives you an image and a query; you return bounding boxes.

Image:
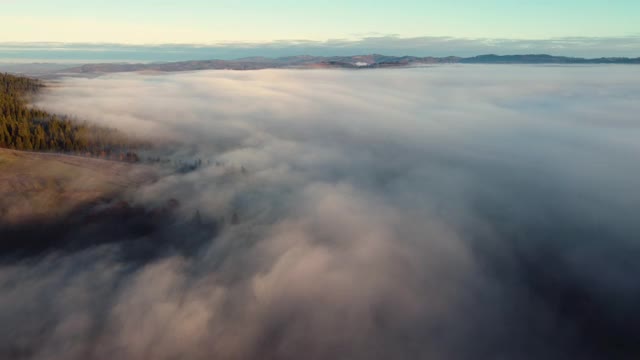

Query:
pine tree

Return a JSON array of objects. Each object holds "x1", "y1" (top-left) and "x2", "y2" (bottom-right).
[{"x1": 1, "y1": 72, "x2": 145, "y2": 156}]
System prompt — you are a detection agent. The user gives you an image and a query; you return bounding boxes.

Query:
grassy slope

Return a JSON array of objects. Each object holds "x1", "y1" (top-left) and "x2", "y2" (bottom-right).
[{"x1": 0, "y1": 148, "x2": 155, "y2": 224}]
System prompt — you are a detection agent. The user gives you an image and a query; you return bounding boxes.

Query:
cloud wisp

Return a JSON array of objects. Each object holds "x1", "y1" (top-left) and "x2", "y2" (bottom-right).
[{"x1": 2, "y1": 66, "x2": 640, "y2": 359}]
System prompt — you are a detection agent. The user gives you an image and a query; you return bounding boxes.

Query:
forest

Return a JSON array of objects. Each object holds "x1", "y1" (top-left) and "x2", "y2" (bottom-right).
[{"x1": 0, "y1": 73, "x2": 142, "y2": 160}]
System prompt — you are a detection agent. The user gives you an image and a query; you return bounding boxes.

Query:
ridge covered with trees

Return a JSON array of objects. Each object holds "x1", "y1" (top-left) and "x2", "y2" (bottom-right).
[{"x1": 0, "y1": 73, "x2": 142, "y2": 160}]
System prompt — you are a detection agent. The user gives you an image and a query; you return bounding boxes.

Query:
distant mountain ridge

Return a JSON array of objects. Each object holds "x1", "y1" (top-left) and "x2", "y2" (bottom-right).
[
  {"x1": 62, "y1": 54, "x2": 640, "y2": 73},
  {"x1": 460, "y1": 54, "x2": 640, "y2": 64}
]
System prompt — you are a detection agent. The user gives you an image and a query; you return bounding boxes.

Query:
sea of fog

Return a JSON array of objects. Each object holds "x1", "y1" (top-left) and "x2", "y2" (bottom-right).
[{"x1": 2, "y1": 65, "x2": 639, "y2": 359}]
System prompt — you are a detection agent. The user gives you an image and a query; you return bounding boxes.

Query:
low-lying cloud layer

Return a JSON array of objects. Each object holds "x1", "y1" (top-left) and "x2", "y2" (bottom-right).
[{"x1": 2, "y1": 65, "x2": 640, "y2": 359}]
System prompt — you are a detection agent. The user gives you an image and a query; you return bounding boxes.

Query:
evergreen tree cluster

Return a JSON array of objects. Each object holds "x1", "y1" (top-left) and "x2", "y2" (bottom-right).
[{"x1": 0, "y1": 73, "x2": 142, "y2": 158}]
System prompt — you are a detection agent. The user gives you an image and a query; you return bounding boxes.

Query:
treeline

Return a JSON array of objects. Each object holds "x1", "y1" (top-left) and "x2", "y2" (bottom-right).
[{"x1": 0, "y1": 73, "x2": 144, "y2": 159}]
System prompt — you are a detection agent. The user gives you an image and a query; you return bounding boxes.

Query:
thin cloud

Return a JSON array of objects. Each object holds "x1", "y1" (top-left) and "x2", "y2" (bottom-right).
[{"x1": 1, "y1": 36, "x2": 639, "y2": 64}]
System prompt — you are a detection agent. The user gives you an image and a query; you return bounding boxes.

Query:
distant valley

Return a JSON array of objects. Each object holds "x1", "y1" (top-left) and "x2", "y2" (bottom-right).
[{"x1": 58, "y1": 54, "x2": 640, "y2": 74}]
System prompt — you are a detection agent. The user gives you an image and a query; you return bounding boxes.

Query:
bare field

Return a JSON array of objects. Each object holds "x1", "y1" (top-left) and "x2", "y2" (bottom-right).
[{"x1": 0, "y1": 148, "x2": 156, "y2": 224}]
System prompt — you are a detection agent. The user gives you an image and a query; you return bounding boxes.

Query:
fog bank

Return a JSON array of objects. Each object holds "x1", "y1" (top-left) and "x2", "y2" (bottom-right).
[{"x1": 2, "y1": 65, "x2": 640, "y2": 359}]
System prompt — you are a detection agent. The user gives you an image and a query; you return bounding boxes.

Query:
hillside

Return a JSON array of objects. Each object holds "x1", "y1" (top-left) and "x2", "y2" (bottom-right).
[{"x1": 0, "y1": 148, "x2": 155, "y2": 225}]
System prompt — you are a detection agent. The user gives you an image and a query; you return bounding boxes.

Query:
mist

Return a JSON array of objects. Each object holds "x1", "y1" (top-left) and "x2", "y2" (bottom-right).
[{"x1": 2, "y1": 65, "x2": 640, "y2": 359}]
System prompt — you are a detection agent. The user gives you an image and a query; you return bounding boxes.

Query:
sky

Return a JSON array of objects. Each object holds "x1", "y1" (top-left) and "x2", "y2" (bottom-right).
[{"x1": 1, "y1": 0, "x2": 639, "y2": 44}]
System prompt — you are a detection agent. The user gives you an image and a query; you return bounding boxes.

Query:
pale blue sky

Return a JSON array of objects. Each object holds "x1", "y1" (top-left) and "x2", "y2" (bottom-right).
[{"x1": 1, "y1": 0, "x2": 639, "y2": 43}]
